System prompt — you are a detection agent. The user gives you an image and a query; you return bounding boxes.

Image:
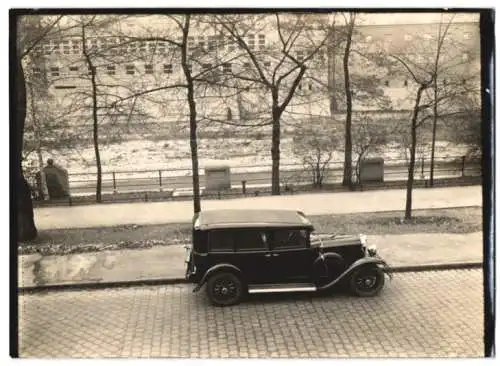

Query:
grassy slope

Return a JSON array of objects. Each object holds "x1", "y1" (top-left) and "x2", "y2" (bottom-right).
[{"x1": 19, "y1": 207, "x2": 482, "y2": 256}]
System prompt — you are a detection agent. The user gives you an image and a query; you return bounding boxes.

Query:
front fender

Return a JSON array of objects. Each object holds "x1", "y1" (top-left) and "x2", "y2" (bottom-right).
[
  {"x1": 317, "y1": 256, "x2": 392, "y2": 291},
  {"x1": 193, "y1": 263, "x2": 242, "y2": 293}
]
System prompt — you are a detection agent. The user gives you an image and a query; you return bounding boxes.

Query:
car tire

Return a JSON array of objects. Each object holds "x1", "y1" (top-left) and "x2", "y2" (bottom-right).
[
  {"x1": 206, "y1": 272, "x2": 244, "y2": 307},
  {"x1": 349, "y1": 265, "x2": 385, "y2": 297}
]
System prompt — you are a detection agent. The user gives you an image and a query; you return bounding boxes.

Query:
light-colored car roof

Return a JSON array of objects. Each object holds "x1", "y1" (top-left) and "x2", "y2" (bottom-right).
[{"x1": 193, "y1": 209, "x2": 314, "y2": 230}]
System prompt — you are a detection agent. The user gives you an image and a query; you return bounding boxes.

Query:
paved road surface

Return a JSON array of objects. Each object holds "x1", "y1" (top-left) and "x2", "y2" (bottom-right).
[{"x1": 18, "y1": 269, "x2": 483, "y2": 358}]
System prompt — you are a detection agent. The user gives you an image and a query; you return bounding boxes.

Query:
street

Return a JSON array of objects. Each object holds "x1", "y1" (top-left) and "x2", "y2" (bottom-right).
[{"x1": 18, "y1": 269, "x2": 483, "y2": 358}]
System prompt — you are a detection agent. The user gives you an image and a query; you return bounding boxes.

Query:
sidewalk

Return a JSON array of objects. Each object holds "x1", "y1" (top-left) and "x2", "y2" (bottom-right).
[
  {"x1": 34, "y1": 186, "x2": 482, "y2": 230},
  {"x1": 19, "y1": 232, "x2": 483, "y2": 290},
  {"x1": 18, "y1": 186, "x2": 484, "y2": 290}
]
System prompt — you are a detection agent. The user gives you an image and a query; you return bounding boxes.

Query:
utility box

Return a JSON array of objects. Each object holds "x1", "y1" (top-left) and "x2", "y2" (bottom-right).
[
  {"x1": 205, "y1": 166, "x2": 231, "y2": 191},
  {"x1": 43, "y1": 160, "x2": 70, "y2": 199},
  {"x1": 359, "y1": 158, "x2": 384, "y2": 183}
]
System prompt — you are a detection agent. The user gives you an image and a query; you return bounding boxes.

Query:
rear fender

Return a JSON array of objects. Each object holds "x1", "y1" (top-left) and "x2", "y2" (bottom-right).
[
  {"x1": 193, "y1": 263, "x2": 242, "y2": 293},
  {"x1": 318, "y1": 257, "x2": 392, "y2": 291}
]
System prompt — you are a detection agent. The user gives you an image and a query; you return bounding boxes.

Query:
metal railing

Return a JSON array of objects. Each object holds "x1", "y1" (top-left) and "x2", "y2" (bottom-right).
[{"x1": 31, "y1": 155, "x2": 481, "y2": 205}]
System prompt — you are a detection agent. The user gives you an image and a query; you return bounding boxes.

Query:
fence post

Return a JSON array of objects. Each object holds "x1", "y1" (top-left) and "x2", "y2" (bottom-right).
[
  {"x1": 242, "y1": 180, "x2": 246, "y2": 196},
  {"x1": 112, "y1": 172, "x2": 117, "y2": 193},
  {"x1": 461, "y1": 155, "x2": 466, "y2": 177},
  {"x1": 420, "y1": 156, "x2": 425, "y2": 179},
  {"x1": 159, "y1": 170, "x2": 163, "y2": 192}
]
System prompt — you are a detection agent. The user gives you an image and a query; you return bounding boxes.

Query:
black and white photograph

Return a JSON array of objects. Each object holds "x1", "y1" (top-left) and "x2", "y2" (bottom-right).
[{"x1": 11, "y1": 7, "x2": 494, "y2": 359}]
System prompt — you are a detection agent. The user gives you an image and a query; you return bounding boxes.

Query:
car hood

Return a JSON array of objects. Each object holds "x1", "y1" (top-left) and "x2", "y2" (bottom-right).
[{"x1": 310, "y1": 233, "x2": 364, "y2": 248}]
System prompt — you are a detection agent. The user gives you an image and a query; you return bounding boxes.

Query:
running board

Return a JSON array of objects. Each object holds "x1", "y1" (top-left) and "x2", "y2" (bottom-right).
[{"x1": 248, "y1": 283, "x2": 317, "y2": 294}]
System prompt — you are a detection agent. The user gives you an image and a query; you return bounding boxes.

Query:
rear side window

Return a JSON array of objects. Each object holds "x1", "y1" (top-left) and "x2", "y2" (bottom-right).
[
  {"x1": 209, "y1": 229, "x2": 268, "y2": 252},
  {"x1": 209, "y1": 230, "x2": 234, "y2": 252},
  {"x1": 273, "y1": 229, "x2": 308, "y2": 250}
]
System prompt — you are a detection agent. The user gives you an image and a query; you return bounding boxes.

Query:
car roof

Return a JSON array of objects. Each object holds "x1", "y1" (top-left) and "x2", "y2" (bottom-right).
[{"x1": 193, "y1": 209, "x2": 314, "y2": 230}]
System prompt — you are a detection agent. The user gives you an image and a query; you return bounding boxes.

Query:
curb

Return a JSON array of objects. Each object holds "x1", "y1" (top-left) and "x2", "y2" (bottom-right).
[{"x1": 18, "y1": 262, "x2": 483, "y2": 294}]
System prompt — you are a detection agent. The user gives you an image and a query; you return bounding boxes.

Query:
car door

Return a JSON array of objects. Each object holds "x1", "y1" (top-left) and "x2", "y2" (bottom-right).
[
  {"x1": 269, "y1": 228, "x2": 315, "y2": 283},
  {"x1": 209, "y1": 229, "x2": 272, "y2": 284}
]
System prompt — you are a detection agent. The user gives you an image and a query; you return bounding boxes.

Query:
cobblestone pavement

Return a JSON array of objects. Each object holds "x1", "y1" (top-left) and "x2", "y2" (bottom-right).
[{"x1": 18, "y1": 269, "x2": 484, "y2": 358}]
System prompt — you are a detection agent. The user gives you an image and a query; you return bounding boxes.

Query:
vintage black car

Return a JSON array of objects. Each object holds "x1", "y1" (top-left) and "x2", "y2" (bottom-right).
[{"x1": 185, "y1": 209, "x2": 392, "y2": 306}]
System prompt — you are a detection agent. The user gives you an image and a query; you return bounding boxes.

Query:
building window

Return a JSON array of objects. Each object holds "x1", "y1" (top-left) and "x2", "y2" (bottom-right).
[
  {"x1": 298, "y1": 83, "x2": 302, "y2": 90},
  {"x1": 69, "y1": 66, "x2": 79, "y2": 73},
  {"x1": 404, "y1": 80, "x2": 408, "y2": 87},
  {"x1": 88, "y1": 38, "x2": 98, "y2": 51},
  {"x1": 443, "y1": 79, "x2": 447, "y2": 85},
  {"x1": 139, "y1": 41, "x2": 146, "y2": 53},
  {"x1": 145, "y1": 64, "x2": 154, "y2": 74},
  {"x1": 197, "y1": 36, "x2": 205, "y2": 50},
  {"x1": 148, "y1": 41, "x2": 156, "y2": 53},
  {"x1": 163, "y1": 64, "x2": 173, "y2": 74},
  {"x1": 384, "y1": 80, "x2": 389, "y2": 87},
  {"x1": 125, "y1": 65, "x2": 135, "y2": 75},
  {"x1": 424, "y1": 34, "x2": 432, "y2": 40},
  {"x1": 43, "y1": 42, "x2": 52, "y2": 55},
  {"x1": 71, "y1": 40, "x2": 81, "y2": 54},
  {"x1": 222, "y1": 63, "x2": 232, "y2": 73},
  {"x1": 365, "y1": 35, "x2": 372, "y2": 42},
  {"x1": 308, "y1": 83, "x2": 313, "y2": 91},
  {"x1": 296, "y1": 50, "x2": 304, "y2": 62},
  {"x1": 50, "y1": 67, "x2": 59, "y2": 77},
  {"x1": 247, "y1": 34, "x2": 255, "y2": 50},
  {"x1": 188, "y1": 36, "x2": 196, "y2": 51},
  {"x1": 33, "y1": 67, "x2": 41, "y2": 76},
  {"x1": 258, "y1": 34, "x2": 265, "y2": 48},
  {"x1": 129, "y1": 42, "x2": 137, "y2": 53},
  {"x1": 62, "y1": 40, "x2": 70, "y2": 54},
  {"x1": 202, "y1": 63, "x2": 212, "y2": 71},
  {"x1": 208, "y1": 36, "x2": 216, "y2": 51},
  {"x1": 243, "y1": 62, "x2": 251, "y2": 69},
  {"x1": 107, "y1": 65, "x2": 116, "y2": 75},
  {"x1": 51, "y1": 40, "x2": 61, "y2": 54},
  {"x1": 264, "y1": 62, "x2": 271, "y2": 68},
  {"x1": 158, "y1": 41, "x2": 166, "y2": 53},
  {"x1": 462, "y1": 52, "x2": 469, "y2": 61},
  {"x1": 404, "y1": 34, "x2": 413, "y2": 41}
]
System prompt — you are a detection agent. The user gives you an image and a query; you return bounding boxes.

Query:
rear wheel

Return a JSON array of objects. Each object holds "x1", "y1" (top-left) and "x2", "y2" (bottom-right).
[
  {"x1": 349, "y1": 265, "x2": 385, "y2": 297},
  {"x1": 206, "y1": 272, "x2": 243, "y2": 306}
]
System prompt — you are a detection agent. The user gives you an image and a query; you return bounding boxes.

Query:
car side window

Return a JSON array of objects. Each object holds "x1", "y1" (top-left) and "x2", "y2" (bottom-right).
[
  {"x1": 209, "y1": 230, "x2": 235, "y2": 252},
  {"x1": 235, "y1": 230, "x2": 268, "y2": 252},
  {"x1": 273, "y1": 229, "x2": 308, "y2": 250}
]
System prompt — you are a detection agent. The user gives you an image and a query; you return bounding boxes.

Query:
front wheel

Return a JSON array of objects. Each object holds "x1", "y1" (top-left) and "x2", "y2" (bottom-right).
[
  {"x1": 349, "y1": 265, "x2": 385, "y2": 297},
  {"x1": 206, "y1": 272, "x2": 244, "y2": 307}
]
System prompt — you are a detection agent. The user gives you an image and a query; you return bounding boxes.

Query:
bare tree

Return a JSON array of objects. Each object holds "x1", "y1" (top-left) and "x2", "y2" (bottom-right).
[
  {"x1": 213, "y1": 13, "x2": 332, "y2": 195},
  {"x1": 15, "y1": 14, "x2": 66, "y2": 241},
  {"x1": 293, "y1": 121, "x2": 341, "y2": 188},
  {"x1": 352, "y1": 114, "x2": 390, "y2": 184},
  {"x1": 341, "y1": 13, "x2": 356, "y2": 188},
  {"x1": 389, "y1": 14, "x2": 480, "y2": 219},
  {"x1": 305, "y1": 13, "x2": 390, "y2": 188}
]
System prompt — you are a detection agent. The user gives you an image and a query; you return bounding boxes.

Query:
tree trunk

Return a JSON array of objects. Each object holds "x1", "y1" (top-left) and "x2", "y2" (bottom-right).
[
  {"x1": 28, "y1": 82, "x2": 48, "y2": 200},
  {"x1": 89, "y1": 66, "x2": 102, "y2": 203},
  {"x1": 405, "y1": 86, "x2": 426, "y2": 220},
  {"x1": 429, "y1": 79, "x2": 439, "y2": 187},
  {"x1": 271, "y1": 105, "x2": 281, "y2": 195},
  {"x1": 181, "y1": 15, "x2": 201, "y2": 213},
  {"x1": 15, "y1": 53, "x2": 37, "y2": 241},
  {"x1": 187, "y1": 83, "x2": 201, "y2": 213},
  {"x1": 342, "y1": 15, "x2": 354, "y2": 188}
]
